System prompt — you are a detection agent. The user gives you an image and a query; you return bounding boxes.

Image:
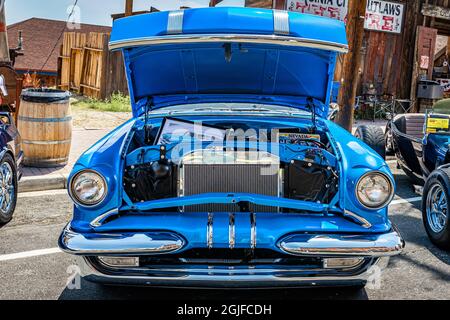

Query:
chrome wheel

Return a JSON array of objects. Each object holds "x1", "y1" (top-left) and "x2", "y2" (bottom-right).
[
  {"x1": 426, "y1": 184, "x2": 448, "y2": 234},
  {"x1": 0, "y1": 161, "x2": 14, "y2": 215}
]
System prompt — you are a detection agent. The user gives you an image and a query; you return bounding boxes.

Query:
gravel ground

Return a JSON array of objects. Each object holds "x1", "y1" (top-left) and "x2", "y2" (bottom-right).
[{"x1": 71, "y1": 108, "x2": 130, "y2": 129}]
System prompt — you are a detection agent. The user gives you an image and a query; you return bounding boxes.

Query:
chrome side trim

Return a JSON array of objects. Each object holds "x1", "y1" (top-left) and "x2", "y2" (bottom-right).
[
  {"x1": 167, "y1": 10, "x2": 184, "y2": 35},
  {"x1": 250, "y1": 212, "x2": 257, "y2": 249},
  {"x1": 273, "y1": 10, "x2": 290, "y2": 35},
  {"x1": 278, "y1": 226, "x2": 405, "y2": 257},
  {"x1": 90, "y1": 209, "x2": 120, "y2": 228},
  {"x1": 207, "y1": 212, "x2": 214, "y2": 249},
  {"x1": 344, "y1": 210, "x2": 372, "y2": 229},
  {"x1": 109, "y1": 34, "x2": 349, "y2": 53},
  {"x1": 58, "y1": 224, "x2": 185, "y2": 255},
  {"x1": 229, "y1": 213, "x2": 235, "y2": 249}
]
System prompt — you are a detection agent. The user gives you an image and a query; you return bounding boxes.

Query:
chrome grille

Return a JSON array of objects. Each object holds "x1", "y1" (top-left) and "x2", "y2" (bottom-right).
[{"x1": 180, "y1": 151, "x2": 281, "y2": 212}]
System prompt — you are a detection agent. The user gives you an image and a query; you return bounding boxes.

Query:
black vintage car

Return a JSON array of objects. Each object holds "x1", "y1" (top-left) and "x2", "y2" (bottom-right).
[
  {"x1": 385, "y1": 99, "x2": 450, "y2": 250},
  {"x1": 0, "y1": 112, "x2": 22, "y2": 225}
]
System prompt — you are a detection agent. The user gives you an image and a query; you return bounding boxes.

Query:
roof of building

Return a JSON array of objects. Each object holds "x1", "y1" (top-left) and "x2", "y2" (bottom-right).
[{"x1": 7, "y1": 18, "x2": 112, "y2": 74}]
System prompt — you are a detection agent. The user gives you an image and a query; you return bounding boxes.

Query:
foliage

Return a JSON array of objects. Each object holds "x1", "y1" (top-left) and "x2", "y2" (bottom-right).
[{"x1": 71, "y1": 93, "x2": 131, "y2": 112}]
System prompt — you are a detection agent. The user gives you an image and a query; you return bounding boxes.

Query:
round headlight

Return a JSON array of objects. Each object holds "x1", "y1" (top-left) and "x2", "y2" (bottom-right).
[
  {"x1": 70, "y1": 170, "x2": 107, "y2": 206},
  {"x1": 356, "y1": 172, "x2": 394, "y2": 209}
]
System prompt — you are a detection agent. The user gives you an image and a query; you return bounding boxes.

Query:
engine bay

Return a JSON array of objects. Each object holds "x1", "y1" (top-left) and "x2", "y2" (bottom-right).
[{"x1": 123, "y1": 116, "x2": 339, "y2": 212}]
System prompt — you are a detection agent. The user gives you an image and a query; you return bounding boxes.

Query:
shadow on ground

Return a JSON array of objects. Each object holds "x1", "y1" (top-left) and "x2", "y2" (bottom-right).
[{"x1": 58, "y1": 279, "x2": 369, "y2": 300}]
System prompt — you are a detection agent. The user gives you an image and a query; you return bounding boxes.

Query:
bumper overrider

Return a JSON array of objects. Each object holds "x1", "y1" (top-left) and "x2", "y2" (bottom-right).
[{"x1": 59, "y1": 222, "x2": 405, "y2": 288}]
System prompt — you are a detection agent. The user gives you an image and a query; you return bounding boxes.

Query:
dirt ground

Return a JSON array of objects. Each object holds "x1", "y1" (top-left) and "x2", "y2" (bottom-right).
[{"x1": 72, "y1": 108, "x2": 130, "y2": 129}]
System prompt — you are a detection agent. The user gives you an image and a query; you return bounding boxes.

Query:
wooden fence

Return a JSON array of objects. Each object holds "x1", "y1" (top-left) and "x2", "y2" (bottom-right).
[{"x1": 57, "y1": 32, "x2": 128, "y2": 100}]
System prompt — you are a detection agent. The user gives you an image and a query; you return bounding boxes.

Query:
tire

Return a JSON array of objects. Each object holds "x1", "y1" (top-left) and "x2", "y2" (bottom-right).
[
  {"x1": 0, "y1": 153, "x2": 17, "y2": 225},
  {"x1": 422, "y1": 168, "x2": 450, "y2": 250},
  {"x1": 355, "y1": 125, "x2": 386, "y2": 159}
]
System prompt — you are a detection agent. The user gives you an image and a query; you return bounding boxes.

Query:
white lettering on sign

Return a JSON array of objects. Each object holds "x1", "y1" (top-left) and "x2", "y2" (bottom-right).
[
  {"x1": 286, "y1": 0, "x2": 349, "y2": 23},
  {"x1": 286, "y1": 0, "x2": 404, "y2": 34},
  {"x1": 437, "y1": 79, "x2": 450, "y2": 93},
  {"x1": 364, "y1": 0, "x2": 404, "y2": 34}
]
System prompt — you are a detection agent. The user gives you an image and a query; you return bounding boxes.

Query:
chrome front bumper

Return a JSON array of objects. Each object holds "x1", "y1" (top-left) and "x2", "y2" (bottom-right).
[
  {"x1": 59, "y1": 224, "x2": 404, "y2": 258},
  {"x1": 77, "y1": 256, "x2": 389, "y2": 288},
  {"x1": 59, "y1": 223, "x2": 404, "y2": 288}
]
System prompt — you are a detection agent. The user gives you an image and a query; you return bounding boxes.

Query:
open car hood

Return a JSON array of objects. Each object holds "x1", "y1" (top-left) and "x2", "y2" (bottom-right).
[{"x1": 110, "y1": 7, "x2": 348, "y2": 118}]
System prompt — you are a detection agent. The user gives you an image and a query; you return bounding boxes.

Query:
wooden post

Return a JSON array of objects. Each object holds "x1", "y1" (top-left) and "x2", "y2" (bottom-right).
[
  {"x1": 0, "y1": 0, "x2": 10, "y2": 63},
  {"x1": 125, "y1": 0, "x2": 133, "y2": 17},
  {"x1": 335, "y1": 0, "x2": 367, "y2": 132}
]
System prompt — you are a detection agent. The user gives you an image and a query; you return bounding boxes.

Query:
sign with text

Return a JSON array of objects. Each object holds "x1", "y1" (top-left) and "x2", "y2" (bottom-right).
[
  {"x1": 364, "y1": 0, "x2": 404, "y2": 34},
  {"x1": 437, "y1": 79, "x2": 450, "y2": 94},
  {"x1": 286, "y1": 0, "x2": 349, "y2": 23}
]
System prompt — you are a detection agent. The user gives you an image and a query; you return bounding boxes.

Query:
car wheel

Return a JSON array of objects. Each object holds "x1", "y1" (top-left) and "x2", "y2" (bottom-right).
[
  {"x1": 0, "y1": 153, "x2": 17, "y2": 225},
  {"x1": 422, "y1": 168, "x2": 450, "y2": 250},
  {"x1": 385, "y1": 130, "x2": 394, "y2": 156},
  {"x1": 355, "y1": 125, "x2": 386, "y2": 159}
]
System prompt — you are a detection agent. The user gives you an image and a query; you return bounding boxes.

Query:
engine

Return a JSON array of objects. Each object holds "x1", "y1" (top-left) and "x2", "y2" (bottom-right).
[{"x1": 123, "y1": 118, "x2": 339, "y2": 213}]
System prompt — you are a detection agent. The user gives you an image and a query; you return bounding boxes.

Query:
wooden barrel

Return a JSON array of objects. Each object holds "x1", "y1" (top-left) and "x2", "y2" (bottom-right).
[{"x1": 18, "y1": 89, "x2": 72, "y2": 168}]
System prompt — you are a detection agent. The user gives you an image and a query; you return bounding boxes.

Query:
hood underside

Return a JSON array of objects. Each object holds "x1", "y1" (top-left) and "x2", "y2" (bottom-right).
[{"x1": 111, "y1": 7, "x2": 348, "y2": 118}]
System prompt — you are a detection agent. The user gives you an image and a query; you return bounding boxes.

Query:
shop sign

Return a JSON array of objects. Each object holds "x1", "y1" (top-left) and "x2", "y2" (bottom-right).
[
  {"x1": 437, "y1": 79, "x2": 450, "y2": 93},
  {"x1": 286, "y1": 0, "x2": 349, "y2": 22},
  {"x1": 364, "y1": 0, "x2": 404, "y2": 34}
]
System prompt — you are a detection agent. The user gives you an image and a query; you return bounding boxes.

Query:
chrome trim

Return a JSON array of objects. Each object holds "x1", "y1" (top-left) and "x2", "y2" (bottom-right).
[
  {"x1": 98, "y1": 256, "x2": 139, "y2": 268},
  {"x1": 58, "y1": 224, "x2": 185, "y2": 255},
  {"x1": 344, "y1": 210, "x2": 372, "y2": 229},
  {"x1": 207, "y1": 212, "x2": 214, "y2": 249},
  {"x1": 426, "y1": 184, "x2": 448, "y2": 233},
  {"x1": 167, "y1": 10, "x2": 184, "y2": 35},
  {"x1": 229, "y1": 213, "x2": 235, "y2": 249},
  {"x1": 356, "y1": 171, "x2": 395, "y2": 210},
  {"x1": 68, "y1": 169, "x2": 108, "y2": 208},
  {"x1": 273, "y1": 10, "x2": 290, "y2": 35},
  {"x1": 90, "y1": 209, "x2": 120, "y2": 228},
  {"x1": 250, "y1": 212, "x2": 257, "y2": 249},
  {"x1": 278, "y1": 225, "x2": 405, "y2": 257},
  {"x1": 77, "y1": 256, "x2": 389, "y2": 288},
  {"x1": 109, "y1": 34, "x2": 349, "y2": 53},
  {"x1": 323, "y1": 257, "x2": 365, "y2": 269}
]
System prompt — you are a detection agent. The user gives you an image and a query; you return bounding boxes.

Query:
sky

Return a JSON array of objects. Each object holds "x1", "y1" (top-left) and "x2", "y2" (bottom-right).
[{"x1": 5, "y1": 0, "x2": 245, "y2": 26}]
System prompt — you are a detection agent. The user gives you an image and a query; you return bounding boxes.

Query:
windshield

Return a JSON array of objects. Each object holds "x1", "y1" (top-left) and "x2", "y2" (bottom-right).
[{"x1": 148, "y1": 103, "x2": 312, "y2": 118}]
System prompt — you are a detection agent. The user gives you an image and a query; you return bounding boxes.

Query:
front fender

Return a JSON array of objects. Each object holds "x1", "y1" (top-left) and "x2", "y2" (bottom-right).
[
  {"x1": 326, "y1": 121, "x2": 394, "y2": 229},
  {"x1": 69, "y1": 119, "x2": 136, "y2": 232}
]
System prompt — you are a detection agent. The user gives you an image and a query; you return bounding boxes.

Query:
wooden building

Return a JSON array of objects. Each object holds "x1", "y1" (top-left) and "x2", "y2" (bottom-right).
[
  {"x1": 7, "y1": 18, "x2": 111, "y2": 88},
  {"x1": 240, "y1": 0, "x2": 450, "y2": 106},
  {"x1": 94, "y1": 0, "x2": 450, "y2": 107}
]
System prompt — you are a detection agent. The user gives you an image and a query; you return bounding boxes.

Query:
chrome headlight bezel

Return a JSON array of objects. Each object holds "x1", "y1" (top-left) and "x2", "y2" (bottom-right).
[
  {"x1": 356, "y1": 171, "x2": 394, "y2": 210},
  {"x1": 69, "y1": 169, "x2": 108, "y2": 207}
]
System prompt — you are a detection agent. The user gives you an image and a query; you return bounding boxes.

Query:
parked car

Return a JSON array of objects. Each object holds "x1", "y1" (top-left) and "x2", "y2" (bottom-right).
[
  {"x1": 59, "y1": 7, "x2": 404, "y2": 288},
  {"x1": 385, "y1": 99, "x2": 450, "y2": 250},
  {"x1": 0, "y1": 112, "x2": 23, "y2": 225}
]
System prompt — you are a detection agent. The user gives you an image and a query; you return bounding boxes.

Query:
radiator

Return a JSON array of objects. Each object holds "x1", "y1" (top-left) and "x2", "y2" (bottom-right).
[{"x1": 180, "y1": 151, "x2": 281, "y2": 212}]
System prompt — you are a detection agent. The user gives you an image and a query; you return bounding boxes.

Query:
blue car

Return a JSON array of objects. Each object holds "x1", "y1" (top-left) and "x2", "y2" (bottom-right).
[
  {"x1": 59, "y1": 7, "x2": 404, "y2": 288},
  {"x1": 386, "y1": 100, "x2": 450, "y2": 250},
  {"x1": 0, "y1": 112, "x2": 22, "y2": 225}
]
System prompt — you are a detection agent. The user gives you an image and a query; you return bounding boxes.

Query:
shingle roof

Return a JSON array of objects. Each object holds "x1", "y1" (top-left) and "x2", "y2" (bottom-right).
[{"x1": 7, "y1": 18, "x2": 112, "y2": 73}]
